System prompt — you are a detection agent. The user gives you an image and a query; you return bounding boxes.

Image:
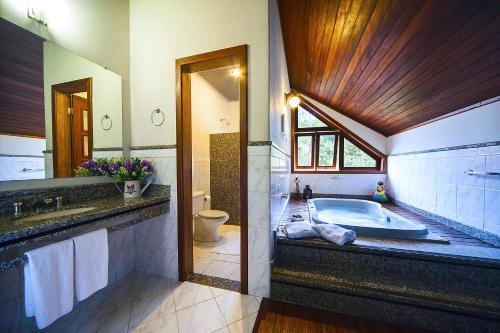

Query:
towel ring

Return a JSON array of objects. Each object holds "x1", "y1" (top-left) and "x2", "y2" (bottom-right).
[
  {"x1": 101, "y1": 114, "x2": 112, "y2": 131},
  {"x1": 151, "y1": 108, "x2": 165, "y2": 126}
]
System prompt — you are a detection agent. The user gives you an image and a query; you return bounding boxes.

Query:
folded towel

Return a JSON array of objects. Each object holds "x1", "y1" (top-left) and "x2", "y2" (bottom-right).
[
  {"x1": 24, "y1": 240, "x2": 74, "y2": 329},
  {"x1": 283, "y1": 222, "x2": 318, "y2": 239},
  {"x1": 312, "y1": 224, "x2": 356, "y2": 246},
  {"x1": 73, "y1": 229, "x2": 109, "y2": 301}
]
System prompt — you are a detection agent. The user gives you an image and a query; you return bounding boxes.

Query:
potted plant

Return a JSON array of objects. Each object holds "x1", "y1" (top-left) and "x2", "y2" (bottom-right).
[{"x1": 76, "y1": 158, "x2": 154, "y2": 198}]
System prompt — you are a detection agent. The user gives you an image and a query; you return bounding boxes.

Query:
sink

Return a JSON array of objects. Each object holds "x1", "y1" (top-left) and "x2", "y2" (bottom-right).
[{"x1": 17, "y1": 207, "x2": 97, "y2": 222}]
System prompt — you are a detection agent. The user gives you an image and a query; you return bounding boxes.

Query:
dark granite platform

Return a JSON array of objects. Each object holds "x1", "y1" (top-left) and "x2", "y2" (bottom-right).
[
  {"x1": 0, "y1": 183, "x2": 170, "y2": 271},
  {"x1": 272, "y1": 197, "x2": 500, "y2": 332}
]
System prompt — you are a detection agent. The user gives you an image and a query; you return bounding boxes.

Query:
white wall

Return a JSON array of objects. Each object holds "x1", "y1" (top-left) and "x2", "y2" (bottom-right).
[
  {"x1": 44, "y1": 42, "x2": 123, "y2": 149},
  {"x1": 0, "y1": 135, "x2": 46, "y2": 181},
  {"x1": 269, "y1": 0, "x2": 291, "y2": 232},
  {"x1": 387, "y1": 100, "x2": 500, "y2": 238},
  {"x1": 291, "y1": 174, "x2": 386, "y2": 197},
  {"x1": 129, "y1": 0, "x2": 269, "y2": 146},
  {"x1": 191, "y1": 71, "x2": 239, "y2": 195},
  {"x1": 388, "y1": 100, "x2": 500, "y2": 154},
  {"x1": 0, "y1": 0, "x2": 131, "y2": 151},
  {"x1": 303, "y1": 95, "x2": 388, "y2": 154}
]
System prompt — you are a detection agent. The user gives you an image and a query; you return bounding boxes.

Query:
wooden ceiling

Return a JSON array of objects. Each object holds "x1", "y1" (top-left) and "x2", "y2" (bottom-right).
[{"x1": 278, "y1": 0, "x2": 500, "y2": 136}]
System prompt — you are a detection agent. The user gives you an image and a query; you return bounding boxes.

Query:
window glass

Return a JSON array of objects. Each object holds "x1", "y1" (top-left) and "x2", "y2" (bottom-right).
[
  {"x1": 318, "y1": 134, "x2": 335, "y2": 166},
  {"x1": 297, "y1": 135, "x2": 313, "y2": 166},
  {"x1": 297, "y1": 106, "x2": 327, "y2": 128},
  {"x1": 343, "y1": 138, "x2": 376, "y2": 167}
]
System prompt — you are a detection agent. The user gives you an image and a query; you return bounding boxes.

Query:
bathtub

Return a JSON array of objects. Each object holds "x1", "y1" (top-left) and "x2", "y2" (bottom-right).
[{"x1": 308, "y1": 198, "x2": 432, "y2": 241}]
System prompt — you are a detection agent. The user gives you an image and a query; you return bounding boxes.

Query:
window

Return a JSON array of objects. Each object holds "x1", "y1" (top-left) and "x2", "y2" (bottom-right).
[
  {"x1": 292, "y1": 101, "x2": 385, "y2": 173},
  {"x1": 342, "y1": 138, "x2": 376, "y2": 168}
]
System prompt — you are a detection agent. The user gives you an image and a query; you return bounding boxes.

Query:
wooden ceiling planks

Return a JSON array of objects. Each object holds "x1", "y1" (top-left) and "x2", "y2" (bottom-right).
[{"x1": 278, "y1": 0, "x2": 500, "y2": 136}]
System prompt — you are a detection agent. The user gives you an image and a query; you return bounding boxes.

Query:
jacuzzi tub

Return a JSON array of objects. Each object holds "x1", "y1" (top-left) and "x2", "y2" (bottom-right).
[{"x1": 308, "y1": 198, "x2": 431, "y2": 240}]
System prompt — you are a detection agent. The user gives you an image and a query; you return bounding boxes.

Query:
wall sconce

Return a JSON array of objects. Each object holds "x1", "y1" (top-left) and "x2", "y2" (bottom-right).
[
  {"x1": 230, "y1": 68, "x2": 241, "y2": 78},
  {"x1": 27, "y1": 3, "x2": 47, "y2": 26},
  {"x1": 285, "y1": 92, "x2": 300, "y2": 108}
]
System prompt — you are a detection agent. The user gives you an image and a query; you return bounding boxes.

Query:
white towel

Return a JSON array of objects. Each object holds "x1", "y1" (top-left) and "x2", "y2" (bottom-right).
[
  {"x1": 24, "y1": 240, "x2": 74, "y2": 329},
  {"x1": 312, "y1": 224, "x2": 356, "y2": 246},
  {"x1": 283, "y1": 222, "x2": 318, "y2": 239},
  {"x1": 73, "y1": 229, "x2": 109, "y2": 301}
]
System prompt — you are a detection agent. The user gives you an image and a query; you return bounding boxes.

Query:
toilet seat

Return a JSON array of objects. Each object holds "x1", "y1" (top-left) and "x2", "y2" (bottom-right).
[{"x1": 198, "y1": 210, "x2": 228, "y2": 219}]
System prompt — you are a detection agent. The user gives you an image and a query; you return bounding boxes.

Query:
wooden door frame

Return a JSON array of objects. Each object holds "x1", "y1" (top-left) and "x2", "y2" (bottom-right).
[
  {"x1": 51, "y1": 77, "x2": 93, "y2": 177},
  {"x1": 176, "y1": 45, "x2": 248, "y2": 293}
]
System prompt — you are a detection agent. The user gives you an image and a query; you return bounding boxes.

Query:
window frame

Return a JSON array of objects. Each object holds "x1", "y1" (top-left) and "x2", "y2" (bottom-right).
[
  {"x1": 294, "y1": 132, "x2": 315, "y2": 170},
  {"x1": 291, "y1": 99, "x2": 386, "y2": 174},
  {"x1": 315, "y1": 132, "x2": 338, "y2": 170}
]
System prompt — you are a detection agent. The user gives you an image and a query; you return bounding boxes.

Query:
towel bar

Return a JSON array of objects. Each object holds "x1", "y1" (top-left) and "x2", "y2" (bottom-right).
[{"x1": 464, "y1": 169, "x2": 500, "y2": 176}]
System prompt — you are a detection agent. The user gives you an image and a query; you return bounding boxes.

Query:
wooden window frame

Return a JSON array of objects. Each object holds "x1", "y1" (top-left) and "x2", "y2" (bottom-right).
[
  {"x1": 294, "y1": 133, "x2": 315, "y2": 170},
  {"x1": 291, "y1": 98, "x2": 386, "y2": 174},
  {"x1": 316, "y1": 132, "x2": 338, "y2": 170}
]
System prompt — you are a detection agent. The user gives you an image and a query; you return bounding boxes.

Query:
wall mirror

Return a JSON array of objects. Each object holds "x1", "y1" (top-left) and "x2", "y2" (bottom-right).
[{"x1": 0, "y1": 18, "x2": 123, "y2": 182}]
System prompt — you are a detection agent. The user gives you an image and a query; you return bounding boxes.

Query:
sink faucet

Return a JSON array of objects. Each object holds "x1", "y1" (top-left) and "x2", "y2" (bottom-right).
[{"x1": 32, "y1": 198, "x2": 54, "y2": 214}]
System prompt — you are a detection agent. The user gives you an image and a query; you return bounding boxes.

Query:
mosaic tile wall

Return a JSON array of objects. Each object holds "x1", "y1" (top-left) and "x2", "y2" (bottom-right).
[{"x1": 210, "y1": 133, "x2": 240, "y2": 225}]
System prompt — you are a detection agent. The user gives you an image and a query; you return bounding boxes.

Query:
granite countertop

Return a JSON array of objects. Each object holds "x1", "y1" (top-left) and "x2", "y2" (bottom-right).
[{"x1": 0, "y1": 194, "x2": 169, "y2": 246}]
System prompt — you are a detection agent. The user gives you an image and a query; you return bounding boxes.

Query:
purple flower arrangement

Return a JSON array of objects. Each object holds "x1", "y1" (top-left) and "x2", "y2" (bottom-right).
[{"x1": 76, "y1": 158, "x2": 154, "y2": 181}]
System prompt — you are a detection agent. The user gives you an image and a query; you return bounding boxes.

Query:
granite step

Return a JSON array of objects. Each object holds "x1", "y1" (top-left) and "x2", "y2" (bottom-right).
[{"x1": 271, "y1": 267, "x2": 500, "y2": 321}]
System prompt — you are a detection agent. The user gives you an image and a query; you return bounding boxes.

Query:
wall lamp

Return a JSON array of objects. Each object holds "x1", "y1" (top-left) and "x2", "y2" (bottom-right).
[{"x1": 285, "y1": 92, "x2": 301, "y2": 108}]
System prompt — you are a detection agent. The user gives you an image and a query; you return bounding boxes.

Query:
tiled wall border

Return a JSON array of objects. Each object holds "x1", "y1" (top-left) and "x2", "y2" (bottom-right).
[
  {"x1": 93, "y1": 147, "x2": 124, "y2": 152},
  {"x1": 129, "y1": 145, "x2": 177, "y2": 150},
  {"x1": 248, "y1": 140, "x2": 272, "y2": 146},
  {"x1": 393, "y1": 199, "x2": 500, "y2": 247},
  {"x1": 0, "y1": 154, "x2": 44, "y2": 158},
  {"x1": 390, "y1": 141, "x2": 500, "y2": 157}
]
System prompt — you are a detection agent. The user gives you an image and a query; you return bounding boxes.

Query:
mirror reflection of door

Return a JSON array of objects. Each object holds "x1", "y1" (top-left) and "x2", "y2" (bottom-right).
[{"x1": 52, "y1": 78, "x2": 92, "y2": 177}]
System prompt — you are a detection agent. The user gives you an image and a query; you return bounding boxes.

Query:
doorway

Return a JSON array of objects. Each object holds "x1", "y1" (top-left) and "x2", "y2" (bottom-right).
[
  {"x1": 176, "y1": 45, "x2": 248, "y2": 293},
  {"x1": 51, "y1": 78, "x2": 92, "y2": 177}
]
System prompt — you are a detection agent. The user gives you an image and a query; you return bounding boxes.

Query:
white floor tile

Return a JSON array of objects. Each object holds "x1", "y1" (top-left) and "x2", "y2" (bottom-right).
[
  {"x1": 227, "y1": 313, "x2": 258, "y2": 333},
  {"x1": 129, "y1": 287, "x2": 175, "y2": 327},
  {"x1": 210, "y1": 286, "x2": 231, "y2": 298},
  {"x1": 176, "y1": 299, "x2": 226, "y2": 333},
  {"x1": 129, "y1": 313, "x2": 178, "y2": 333},
  {"x1": 203, "y1": 261, "x2": 240, "y2": 281},
  {"x1": 173, "y1": 282, "x2": 213, "y2": 311},
  {"x1": 215, "y1": 292, "x2": 260, "y2": 325}
]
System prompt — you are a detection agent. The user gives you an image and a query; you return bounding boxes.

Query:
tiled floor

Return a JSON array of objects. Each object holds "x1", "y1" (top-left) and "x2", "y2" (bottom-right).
[
  {"x1": 193, "y1": 225, "x2": 241, "y2": 281},
  {"x1": 42, "y1": 271, "x2": 260, "y2": 333}
]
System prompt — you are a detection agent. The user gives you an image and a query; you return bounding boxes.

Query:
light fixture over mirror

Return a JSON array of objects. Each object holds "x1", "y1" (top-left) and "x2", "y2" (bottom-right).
[{"x1": 230, "y1": 68, "x2": 241, "y2": 78}]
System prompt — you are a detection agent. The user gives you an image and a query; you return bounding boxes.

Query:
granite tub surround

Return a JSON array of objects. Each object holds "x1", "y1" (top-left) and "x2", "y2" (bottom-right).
[
  {"x1": 387, "y1": 142, "x2": 500, "y2": 246},
  {"x1": 0, "y1": 183, "x2": 170, "y2": 246},
  {"x1": 210, "y1": 133, "x2": 241, "y2": 225},
  {"x1": 272, "y1": 238, "x2": 500, "y2": 333}
]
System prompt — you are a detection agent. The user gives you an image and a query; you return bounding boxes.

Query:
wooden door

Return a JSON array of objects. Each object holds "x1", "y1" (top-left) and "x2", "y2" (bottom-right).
[
  {"x1": 71, "y1": 95, "x2": 91, "y2": 169},
  {"x1": 54, "y1": 91, "x2": 72, "y2": 177}
]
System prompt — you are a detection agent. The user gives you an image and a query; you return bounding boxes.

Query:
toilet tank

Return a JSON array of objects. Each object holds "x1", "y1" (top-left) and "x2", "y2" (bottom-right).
[{"x1": 192, "y1": 191, "x2": 205, "y2": 214}]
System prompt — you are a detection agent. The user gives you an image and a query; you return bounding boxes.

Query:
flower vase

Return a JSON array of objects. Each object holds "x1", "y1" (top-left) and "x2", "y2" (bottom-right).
[{"x1": 124, "y1": 180, "x2": 141, "y2": 199}]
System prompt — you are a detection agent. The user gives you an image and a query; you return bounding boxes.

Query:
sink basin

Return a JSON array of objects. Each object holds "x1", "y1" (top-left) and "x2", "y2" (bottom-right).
[{"x1": 17, "y1": 207, "x2": 97, "y2": 222}]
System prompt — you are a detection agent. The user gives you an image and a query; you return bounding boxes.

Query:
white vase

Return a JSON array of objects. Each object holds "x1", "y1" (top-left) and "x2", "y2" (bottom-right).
[{"x1": 123, "y1": 180, "x2": 141, "y2": 198}]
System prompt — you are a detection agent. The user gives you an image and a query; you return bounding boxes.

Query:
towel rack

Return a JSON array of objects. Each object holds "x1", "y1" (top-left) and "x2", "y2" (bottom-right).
[
  {"x1": 464, "y1": 169, "x2": 500, "y2": 176},
  {"x1": 22, "y1": 168, "x2": 44, "y2": 172}
]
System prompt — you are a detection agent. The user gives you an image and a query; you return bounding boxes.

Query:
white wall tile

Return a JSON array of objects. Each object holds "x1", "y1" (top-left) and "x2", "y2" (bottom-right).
[
  {"x1": 436, "y1": 183, "x2": 457, "y2": 220},
  {"x1": 484, "y1": 189, "x2": 500, "y2": 235},
  {"x1": 436, "y1": 157, "x2": 457, "y2": 184},
  {"x1": 457, "y1": 186, "x2": 484, "y2": 229},
  {"x1": 457, "y1": 155, "x2": 485, "y2": 187},
  {"x1": 485, "y1": 155, "x2": 500, "y2": 190},
  {"x1": 248, "y1": 155, "x2": 270, "y2": 192}
]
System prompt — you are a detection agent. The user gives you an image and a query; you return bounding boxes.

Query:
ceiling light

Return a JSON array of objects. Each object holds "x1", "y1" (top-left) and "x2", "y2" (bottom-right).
[{"x1": 230, "y1": 68, "x2": 241, "y2": 78}]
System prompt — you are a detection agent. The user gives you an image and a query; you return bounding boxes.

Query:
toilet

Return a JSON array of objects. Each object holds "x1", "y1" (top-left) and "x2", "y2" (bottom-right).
[{"x1": 192, "y1": 191, "x2": 229, "y2": 241}]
